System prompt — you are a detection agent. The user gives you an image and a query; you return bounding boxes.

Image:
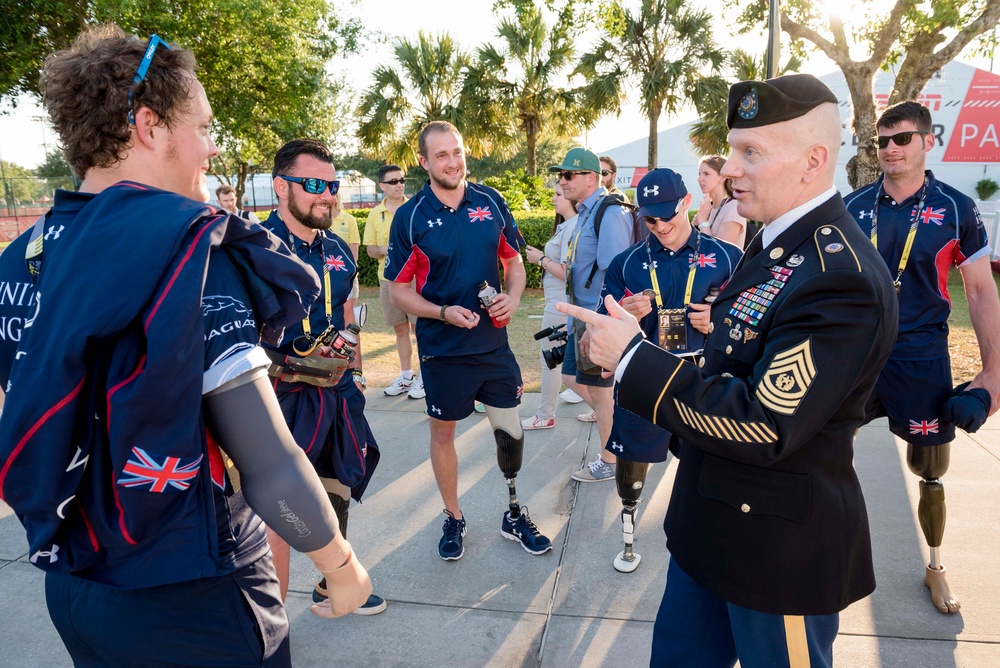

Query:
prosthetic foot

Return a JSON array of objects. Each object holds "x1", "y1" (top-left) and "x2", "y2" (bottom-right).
[
  {"x1": 495, "y1": 426, "x2": 524, "y2": 518},
  {"x1": 613, "y1": 459, "x2": 649, "y2": 573},
  {"x1": 924, "y1": 564, "x2": 960, "y2": 614}
]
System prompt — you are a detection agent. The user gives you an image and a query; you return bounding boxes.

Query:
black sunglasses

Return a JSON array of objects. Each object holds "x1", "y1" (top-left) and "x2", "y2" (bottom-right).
[
  {"x1": 380, "y1": 178, "x2": 406, "y2": 186},
  {"x1": 127, "y1": 35, "x2": 170, "y2": 125},
  {"x1": 277, "y1": 175, "x2": 340, "y2": 195},
  {"x1": 873, "y1": 130, "x2": 930, "y2": 149},
  {"x1": 557, "y1": 170, "x2": 591, "y2": 181},
  {"x1": 601, "y1": 170, "x2": 613, "y2": 176}
]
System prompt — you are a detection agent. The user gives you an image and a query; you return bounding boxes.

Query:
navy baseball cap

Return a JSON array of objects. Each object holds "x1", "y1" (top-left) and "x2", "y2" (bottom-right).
[{"x1": 635, "y1": 168, "x2": 688, "y2": 220}]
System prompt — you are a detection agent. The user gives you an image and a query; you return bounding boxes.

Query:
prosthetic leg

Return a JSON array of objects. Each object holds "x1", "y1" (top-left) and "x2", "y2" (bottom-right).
[
  {"x1": 614, "y1": 459, "x2": 650, "y2": 573},
  {"x1": 907, "y1": 442, "x2": 960, "y2": 613},
  {"x1": 314, "y1": 478, "x2": 352, "y2": 602},
  {"x1": 487, "y1": 405, "x2": 526, "y2": 519}
]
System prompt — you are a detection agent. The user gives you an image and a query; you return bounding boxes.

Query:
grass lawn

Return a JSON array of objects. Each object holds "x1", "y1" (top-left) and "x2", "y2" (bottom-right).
[{"x1": 357, "y1": 267, "x2": 998, "y2": 392}]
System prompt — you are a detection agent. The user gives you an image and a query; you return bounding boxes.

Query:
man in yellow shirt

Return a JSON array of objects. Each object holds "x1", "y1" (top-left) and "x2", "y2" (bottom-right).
[{"x1": 363, "y1": 165, "x2": 422, "y2": 398}]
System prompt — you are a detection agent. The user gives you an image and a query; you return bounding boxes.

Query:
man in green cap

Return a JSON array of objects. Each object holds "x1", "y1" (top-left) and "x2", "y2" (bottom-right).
[{"x1": 547, "y1": 147, "x2": 635, "y2": 484}]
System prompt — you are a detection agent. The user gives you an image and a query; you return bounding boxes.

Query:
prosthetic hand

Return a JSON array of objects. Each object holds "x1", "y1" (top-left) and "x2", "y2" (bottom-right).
[
  {"x1": 307, "y1": 539, "x2": 373, "y2": 618},
  {"x1": 942, "y1": 382, "x2": 991, "y2": 433}
]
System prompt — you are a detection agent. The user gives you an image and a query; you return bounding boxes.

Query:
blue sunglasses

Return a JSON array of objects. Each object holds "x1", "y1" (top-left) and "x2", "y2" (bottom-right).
[
  {"x1": 277, "y1": 175, "x2": 340, "y2": 195},
  {"x1": 128, "y1": 34, "x2": 170, "y2": 125}
]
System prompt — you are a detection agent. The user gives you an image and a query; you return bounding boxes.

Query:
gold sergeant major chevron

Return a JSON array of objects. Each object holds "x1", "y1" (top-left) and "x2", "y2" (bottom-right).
[{"x1": 756, "y1": 339, "x2": 816, "y2": 416}]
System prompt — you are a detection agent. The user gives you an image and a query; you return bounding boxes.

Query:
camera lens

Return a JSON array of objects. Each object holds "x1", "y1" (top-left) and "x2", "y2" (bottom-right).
[{"x1": 542, "y1": 344, "x2": 567, "y2": 370}]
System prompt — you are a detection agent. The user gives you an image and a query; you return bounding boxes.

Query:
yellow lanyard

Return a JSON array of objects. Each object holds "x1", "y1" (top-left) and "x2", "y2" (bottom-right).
[
  {"x1": 870, "y1": 176, "x2": 928, "y2": 290},
  {"x1": 647, "y1": 231, "x2": 700, "y2": 308},
  {"x1": 302, "y1": 270, "x2": 332, "y2": 335}
]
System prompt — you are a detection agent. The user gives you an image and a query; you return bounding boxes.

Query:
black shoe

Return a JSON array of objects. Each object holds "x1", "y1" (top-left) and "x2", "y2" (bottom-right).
[
  {"x1": 501, "y1": 506, "x2": 552, "y2": 555},
  {"x1": 439, "y1": 509, "x2": 467, "y2": 561}
]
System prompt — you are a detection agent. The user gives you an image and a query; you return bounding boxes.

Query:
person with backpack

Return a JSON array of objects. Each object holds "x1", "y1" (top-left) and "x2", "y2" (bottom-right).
[{"x1": 548, "y1": 147, "x2": 638, "y2": 483}]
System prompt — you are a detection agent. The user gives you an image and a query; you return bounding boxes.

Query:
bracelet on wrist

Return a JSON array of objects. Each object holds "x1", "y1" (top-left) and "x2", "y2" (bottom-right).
[
  {"x1": 440, "y1": 304, "x2": 449, "y2": 322},
  {"x1": 539, "y1": 255, "x2": 548, "y2": 268}
]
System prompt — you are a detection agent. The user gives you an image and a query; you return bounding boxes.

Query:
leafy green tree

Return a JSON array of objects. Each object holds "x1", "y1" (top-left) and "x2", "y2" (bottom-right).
[
  {"x1": 730, "y1": 0, "x2": 1000, "y2": 189},
  {"x1": 35, "y1": 149, "x2": 77, "y2": 192},
  {"x1": 0, "y1": 1, "x2": 87, "y2": 106},
  {"x1": 482, "y1": 169, "x2": 553, "y2": 209},
  {"x1": 356, "y1": 32, "x2": 508, "y2": 168},
  {"x1": 470, "y1": 3, "x2": 586, "y2": 175},
  {"x1": 575, "y1": 0, "x2": 727, "y2": 170},
  {"x1": 0, "y1": 160, "x2": 45, "y2": 208},
  {"x1": 1, "y1": 0, "x2": 361, "y2": 202},
  {"x1": 688, "y1": 49, "x2": 802, "y2": 157}
]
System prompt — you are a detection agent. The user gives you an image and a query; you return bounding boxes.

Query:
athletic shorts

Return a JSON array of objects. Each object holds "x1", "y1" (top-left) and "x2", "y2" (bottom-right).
[
  {"x1": 45, "y1": 555, "x2": 290, "y2": 667},
  {"x1": 379, "y1": 279, "x2": 413, "y2": 328},
  {"x1": 420, "y1": 343, "x2": 522, "y2": 421},
  {"x1": 864, "y1": 356, "x2": 955, "y2": 446},
  {"x1": 562, "y1": 325, "x2": 613, "y2": 389}
]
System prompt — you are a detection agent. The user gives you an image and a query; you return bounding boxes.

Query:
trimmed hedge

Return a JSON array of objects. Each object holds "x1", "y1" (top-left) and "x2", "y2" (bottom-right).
[{"x1": 351, "y1": 207, "x2": 557, "y2": 289}]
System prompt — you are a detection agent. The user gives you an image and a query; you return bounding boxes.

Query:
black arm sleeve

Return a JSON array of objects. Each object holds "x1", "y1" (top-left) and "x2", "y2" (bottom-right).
[{"x1": 204, "y1": 374, "x2": 337, "y2": 552}]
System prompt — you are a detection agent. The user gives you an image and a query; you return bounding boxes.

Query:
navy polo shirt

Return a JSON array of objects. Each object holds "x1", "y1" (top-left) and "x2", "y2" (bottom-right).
[
  {"x1": 845, "y1": 171, "x2": 991, "y2": 360},
  {"x1": 384, "y1": 181, "x2": 524, "y2": 357},
  {"x1": 260, "y1": 211, "x2": 357, "y2": 358},
  {"x1": 598, "y1": 229, "x2": 742, "y2": 354}
]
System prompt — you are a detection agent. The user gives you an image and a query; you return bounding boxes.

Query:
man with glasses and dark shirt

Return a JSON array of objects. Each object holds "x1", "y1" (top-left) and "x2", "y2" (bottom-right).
[
  {"x1": 0, "y1": 27, "x2": 371, "y2": 666},
  {"x1": 549, "y1": 148, "x2": 635, "y2": 483},
  {"x1": 599, "y1": 155, "x2": 628, "y2": 202},
  {"x1": 845, "y1": 100, "x2": 999, "y2": 615},
  {"x1": 364, "y1": 164, "x2": 423, "y2": 399},
  {"x1": 260, "y1": 139, "x2": 385, "y2": 616}
]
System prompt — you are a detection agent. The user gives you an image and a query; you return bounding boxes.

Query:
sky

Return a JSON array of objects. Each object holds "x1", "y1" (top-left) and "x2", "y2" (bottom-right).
[{"x1": 1, "y1": 0, "x2": 996, "y2": 169}]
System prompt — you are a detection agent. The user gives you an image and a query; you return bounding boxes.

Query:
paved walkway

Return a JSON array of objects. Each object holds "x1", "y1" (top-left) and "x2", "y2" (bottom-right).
[{"x1": 1, "y1": 392, "x2": 998, "y2": 667}]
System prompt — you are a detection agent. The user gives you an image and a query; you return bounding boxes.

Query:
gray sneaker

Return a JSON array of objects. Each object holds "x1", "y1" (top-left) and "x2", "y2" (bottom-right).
[
  {"x1": 571, "y1": 457, "x2": 615, "y2": 482},
  {"x1": 384, "y1": 374, "x2": 414, "y2": 396},
  {"x1": 407, "y1": 375, "x2": 426, "y2": 399}
]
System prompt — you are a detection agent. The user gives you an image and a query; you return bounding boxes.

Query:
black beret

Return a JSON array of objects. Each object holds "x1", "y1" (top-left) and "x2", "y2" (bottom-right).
[{"x1": 727, "y1": 74, "x2": 838, "y2": 129}]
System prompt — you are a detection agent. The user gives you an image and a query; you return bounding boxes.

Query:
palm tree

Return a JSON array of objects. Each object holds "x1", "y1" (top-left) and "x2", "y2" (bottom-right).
[
  {"x1": 468, "y1": 3, "x2": 585, "y2": 175},
  {"x1": 575, "y1": 0, "x2": 726, "y2": 170},
  {"x1": 356, "y1": 32, "x2": 504, "y2": 168},
  {"x1": 688, "y1": 50, "x2": 802, "y2": 157}
]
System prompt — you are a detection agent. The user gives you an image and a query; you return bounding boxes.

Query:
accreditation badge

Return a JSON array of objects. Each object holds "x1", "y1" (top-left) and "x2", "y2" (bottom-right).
[{"x1": 657, "y1": 308, "x2": 688, "y2": 351}]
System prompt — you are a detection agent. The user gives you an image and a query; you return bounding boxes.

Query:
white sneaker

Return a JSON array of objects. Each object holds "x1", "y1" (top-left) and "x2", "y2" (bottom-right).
[
  {"x1": 384, "y1": 374, "x2": 414, "y2": 396},
  {"x1": 576, "y1": 410, "x2": 597, "y2": 423},
  {"x1": 560, "y1": 389, "x2": 584, "y2": 404},
  {"x1": 407, "y1": 375, "x2": 426, "y2": 399}
]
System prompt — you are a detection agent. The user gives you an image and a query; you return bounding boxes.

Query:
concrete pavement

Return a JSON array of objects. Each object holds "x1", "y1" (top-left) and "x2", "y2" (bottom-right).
[{"x1": 1, "y1": 391, "x2": 998, "y2": 667}]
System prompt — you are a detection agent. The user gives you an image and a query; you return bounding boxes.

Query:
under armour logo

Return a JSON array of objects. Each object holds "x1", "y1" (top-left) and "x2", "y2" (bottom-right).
[
  {"x1": 858, "y1": 209, "x2": 874, "y2": 220},
  {"x1": 642, "y1": 261, "x2": 657, "y2": 270},
  {"x1": 30, "y1": 544, "x2": 59, "y2": 564},
  {"x1": 428, "y1": 219, "x2": 443, "y2": 227},
  {"x1": 44, "y1": 225, "x2": 65, "y2": 240},
  {"x1": 643, "y1": 185, "x2": 659, "y2": 197},
  {"x1": 430, "y1": 406, "x2": 442, "y2": 415},
  {"x1": 610, "y1": 441, "x2": 623, "y2": 452}
]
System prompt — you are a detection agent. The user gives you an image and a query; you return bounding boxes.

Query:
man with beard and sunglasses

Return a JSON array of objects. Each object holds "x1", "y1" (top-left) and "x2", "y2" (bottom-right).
[
  {"x1": 845, "y1": 100, "x2": 999, "y2": 615},
  {"x1": 259, "y1": 139, "x2": 385, "y2": 615},
  {"x1": 0, "y1": 28, "x2": 371, "y2": 666}
]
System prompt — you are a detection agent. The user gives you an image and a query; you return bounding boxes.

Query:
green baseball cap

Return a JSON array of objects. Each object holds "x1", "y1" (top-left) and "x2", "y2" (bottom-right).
[{"x1": 548, "y1": 147, "x2": 601, "y2": 174}]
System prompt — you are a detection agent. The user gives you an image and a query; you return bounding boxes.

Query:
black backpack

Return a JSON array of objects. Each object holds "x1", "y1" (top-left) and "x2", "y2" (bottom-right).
[{"x1": 584, "y1": 193, "x2": 643, "y2": 289}]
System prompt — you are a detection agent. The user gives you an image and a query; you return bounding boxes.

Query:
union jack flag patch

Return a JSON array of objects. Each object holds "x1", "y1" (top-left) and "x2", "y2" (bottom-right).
[
  {"x1": 325, "y1": 254, "x2": 347, "y2": 272},
  {"x1": 467, "y1": 206, "x2": 493, "y2": 222},
  {"x1": 693, "y1": 253, "x2": 717, "y2": 268},
  {"x1": 918, "y1": 207, "x2": 945, "y2": 226},
  {"x1": 909, "y1": 419, "x2": 940, "y2": 436},
  {"x1": 119, "y1": 447, "x2": 203, "y2": 492}
]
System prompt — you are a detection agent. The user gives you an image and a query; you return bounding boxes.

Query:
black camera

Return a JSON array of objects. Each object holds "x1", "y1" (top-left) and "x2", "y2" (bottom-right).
[{"x1": 535, "y1": 323, "x2": 568, "y2": 370}]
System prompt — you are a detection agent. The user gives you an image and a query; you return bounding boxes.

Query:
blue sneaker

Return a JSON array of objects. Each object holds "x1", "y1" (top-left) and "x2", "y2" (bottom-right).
[
  {"x1": 312, "y1": 580, "x2": 387, "y2": 615},
  {"x1": 501, "y1": 507, "x2": 552, "y2": 555},
  {"x1": 439, "y1": 510, "x2": 467, "y2": 561}
]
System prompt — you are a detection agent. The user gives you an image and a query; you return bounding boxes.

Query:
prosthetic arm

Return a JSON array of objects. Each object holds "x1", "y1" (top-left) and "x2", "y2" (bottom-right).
[
  {"x1": 484, "y1": 405, "x2": 525, "y2": 518},
  {"x1": 205, "y1": 371, "x2": 372, "y2": 617},
  {"x1": 614, "y1": 459, "x2": 650, "y2": 573}
]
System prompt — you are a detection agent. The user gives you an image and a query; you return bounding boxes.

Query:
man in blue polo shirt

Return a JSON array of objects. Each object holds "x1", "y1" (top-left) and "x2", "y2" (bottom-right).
[
  {"x1": 845, "y1": 100, "x2": 999, "y2": 615},
  {"x1": 385, "y1": 120, "x2": 551, "y2": 561},
  {"x1": 259, "y1": 139, "x2": 385, "y2": 615},
  {"x1": 548, "y1": 147, "x2": 636, "y2": 483},
  {"x1": 598, "y1": 168, "x2": 744, "y2": 570}
]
